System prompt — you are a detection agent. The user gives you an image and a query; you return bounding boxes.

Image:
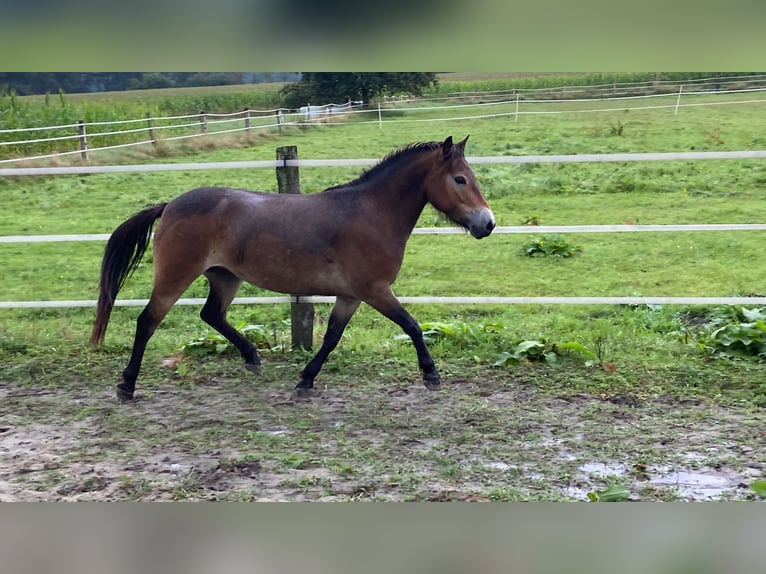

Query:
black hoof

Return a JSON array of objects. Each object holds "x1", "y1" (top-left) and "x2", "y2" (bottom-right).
[
  {"x1": 245, "y1": 362, "x2": 262, "y2": 376},
  {"x1": 423, "y1": 371, "x2": 441, "y2": 391},
  {"x1": 115, "y1": 384, "x2": 135, "y2": 402},
  {"x1": 423, "y1": 379, "x2": 442, "y2": 391}
]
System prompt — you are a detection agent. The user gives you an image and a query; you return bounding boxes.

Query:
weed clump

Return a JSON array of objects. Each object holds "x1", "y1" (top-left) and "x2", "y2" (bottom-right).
[
  {"x1": 519, "y1": 234, "x2": 583, "y2": 258},
  {"x1": 683, "y1": 306, "x2": 766, "y2": 360}
]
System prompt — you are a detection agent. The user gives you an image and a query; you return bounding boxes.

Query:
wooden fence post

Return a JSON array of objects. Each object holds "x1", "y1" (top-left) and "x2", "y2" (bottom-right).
[
  {"x1": 77, "y1": 120, "x2": 88, "y2": 160},
  {"x1": 276, "y1": 145, "x2": 315, "y2": 351},
  {"x1": 244, "y1": 108, "x2": 251, "y2": 135},
  {"x1": 146, "y1": 113, "x2": 157, "y2": 148},
  {"x1": 199, "y1": 111, "x2": 207, "y2": 134}
]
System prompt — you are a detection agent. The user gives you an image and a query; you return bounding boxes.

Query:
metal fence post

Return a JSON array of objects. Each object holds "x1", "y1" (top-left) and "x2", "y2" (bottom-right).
[{"x1": 276, "y1": 145, "x2": 315, "y2": 351}]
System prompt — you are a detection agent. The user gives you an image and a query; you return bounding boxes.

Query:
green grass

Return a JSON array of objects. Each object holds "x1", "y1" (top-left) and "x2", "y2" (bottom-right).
[{"x1": 3, "y1": 92, "x2": 766, "y2": 362}]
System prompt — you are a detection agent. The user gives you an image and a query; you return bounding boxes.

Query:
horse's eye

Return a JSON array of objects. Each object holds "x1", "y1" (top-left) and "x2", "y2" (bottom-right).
[{"x1": 454, "y1": 175, "x2": 467, "y2": 185}]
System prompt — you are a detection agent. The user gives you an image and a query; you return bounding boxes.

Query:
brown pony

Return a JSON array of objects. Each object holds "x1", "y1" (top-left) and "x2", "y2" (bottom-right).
[{"x1": 91, "y1": 136, "x2": 495, "y2": 401}]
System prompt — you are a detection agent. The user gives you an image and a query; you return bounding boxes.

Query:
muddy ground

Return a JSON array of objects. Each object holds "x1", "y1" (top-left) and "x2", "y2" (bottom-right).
[{"x1": 1, "y1": 355, "x2": 764, "y2": 501}]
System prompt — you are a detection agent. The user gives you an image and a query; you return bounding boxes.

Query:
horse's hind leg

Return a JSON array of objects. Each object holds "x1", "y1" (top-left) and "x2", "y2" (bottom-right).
[
  {"x1": 118, "y1": 264, "x2": 201, "y2": 402},
  {"x1": 118, "y1": 293, "x2": 181, "y2": 401},
  {"x1": 201, "y1": 267, "x2": 260, "y2": 374},
  {"x1": 297, "y1": 296, "x2": 361, "y2": 395}
]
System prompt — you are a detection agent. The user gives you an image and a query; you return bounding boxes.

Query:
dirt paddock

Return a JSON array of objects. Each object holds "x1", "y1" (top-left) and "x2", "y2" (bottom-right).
[{"x1": 1, "y1": 357, "x2": 763, "y2": 501}]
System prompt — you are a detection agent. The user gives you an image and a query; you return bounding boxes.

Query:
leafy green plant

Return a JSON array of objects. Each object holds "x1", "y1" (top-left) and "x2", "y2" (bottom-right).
[
  {"x1": 519, "y1": 234, "x2": 583, "y2": 258},
  {"x1": 179, "y1": 322, "x2": 277, "y2": 357},
  {"x1": 519, "y1": 214, "x2": 542, "y2": 226},
  {"x1": 684, "y1": 307, "x2": 766, "y2": 359},
  {"x1": 708, "y1": 307, "x2": 766, "y2": 358},
  {"x1": 394, "y1": 320, "x2": 506, "y2": 348},
  {"x1": 608, "y1": 119, "x2": 624, "y2": 136},
  {"x1": 587, "y1": 484, "x2": 630, "y2": 502},
  {"x1": 493, "y1": 339, "x2": 595, "y2": 366},
  {"x1": 750, "y1": 479, "x2": 766, "y2": 498}
]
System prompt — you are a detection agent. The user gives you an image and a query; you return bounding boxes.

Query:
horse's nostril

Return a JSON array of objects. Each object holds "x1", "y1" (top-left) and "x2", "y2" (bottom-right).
[{"x1": 486, "y1": 220, "x2": 496, "y2": 232}]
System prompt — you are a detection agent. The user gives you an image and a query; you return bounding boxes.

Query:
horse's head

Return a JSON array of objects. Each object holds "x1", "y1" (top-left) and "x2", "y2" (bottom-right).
[{"x1": 424, "y1": 136, "x2": 495, "y2": 239}]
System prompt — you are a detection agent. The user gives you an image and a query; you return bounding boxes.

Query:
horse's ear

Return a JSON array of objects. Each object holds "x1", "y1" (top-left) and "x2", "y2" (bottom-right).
[
  {"x1": 442, "y1": 136, "x2": 454, "y2": 158},
  {"x1": 457, "y1": 135, "x2": 470, "y2": 152}
]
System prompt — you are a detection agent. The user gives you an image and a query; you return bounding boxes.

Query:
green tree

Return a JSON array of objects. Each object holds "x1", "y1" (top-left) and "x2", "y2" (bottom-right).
[
  {"x1": 128, "y1": 73, "x2": 175, "y2": 90},
  {"x1": 0, "y1": 72, "x2": 88, "y2": 95},
  {"x1": 280, "y1": 72, "x2": 437, "y2": 108}
]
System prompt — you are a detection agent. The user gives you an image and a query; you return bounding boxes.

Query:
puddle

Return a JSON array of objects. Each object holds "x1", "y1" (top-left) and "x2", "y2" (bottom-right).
[
  {"x1": 482, "y1": 461, "x2": 513, "y2": 471},
  {"x1": 579, "y1": 462, "x2": 629, "y2": 476},
  {"x1": 648, "y1": 467, "x2": 746, "y2": 500},
  {"x1": 567, "y1": 460, "x2": 748, "y2": 500}
]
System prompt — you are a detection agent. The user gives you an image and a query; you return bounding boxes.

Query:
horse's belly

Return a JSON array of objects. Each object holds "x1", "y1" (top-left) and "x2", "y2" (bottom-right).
[
  {"x1": 208, "y1": 226, "x2": 387, "y2": 299},
  {"x1": 223, "y1": 250, "x2": 354, "y2": 297}
]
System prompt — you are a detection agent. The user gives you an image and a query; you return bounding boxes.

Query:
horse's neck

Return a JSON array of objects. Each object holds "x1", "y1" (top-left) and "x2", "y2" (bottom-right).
[{"x1": 366, "y1": 160, "x2": 430, "y2": 234}]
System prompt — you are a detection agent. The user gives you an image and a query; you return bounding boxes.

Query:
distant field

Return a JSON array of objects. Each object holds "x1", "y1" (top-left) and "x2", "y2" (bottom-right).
[{"x1": 435, "y1": 72, "x2": 591, "y2": 86}]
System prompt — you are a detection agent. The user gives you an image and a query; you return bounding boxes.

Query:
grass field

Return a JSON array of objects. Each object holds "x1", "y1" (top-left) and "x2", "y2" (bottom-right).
[{"x1": 2, "y1": 83, "x2": 766, "y2": 501}]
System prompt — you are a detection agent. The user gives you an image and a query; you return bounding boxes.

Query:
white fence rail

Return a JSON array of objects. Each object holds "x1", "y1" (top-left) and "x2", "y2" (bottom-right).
[
  {"x1": 4, "y1": 224, "x2": 766, "y2": 245},
  {"x1": 3, "y1": 296, "x2": 766, "y2": 311}
]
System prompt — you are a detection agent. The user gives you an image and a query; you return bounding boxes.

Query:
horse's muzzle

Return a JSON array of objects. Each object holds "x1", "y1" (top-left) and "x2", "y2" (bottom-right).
[{"x1": 466, "y1": 208, "x2": 496, "y2": 239}]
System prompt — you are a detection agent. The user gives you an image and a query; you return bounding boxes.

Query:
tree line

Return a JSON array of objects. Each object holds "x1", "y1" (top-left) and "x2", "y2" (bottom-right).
[
  {"x1": 279, "y1": 73, "x2": 438, "y2": 107},
  {"x1": 1, "y1": 72, "x2": 439, "y2": 108},
  {"x1": 0, "y1": 72, "x2": 302, "y2": 95}
]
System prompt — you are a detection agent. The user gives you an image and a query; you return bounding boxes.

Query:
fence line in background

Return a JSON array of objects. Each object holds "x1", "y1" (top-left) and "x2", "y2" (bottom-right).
[
  {"x1": 3, "y1": 84, "x2": 766, "y2": 165},
  {"x1": 329, "y1": 91, "x2": 766, "y2": 128},
  {"x1": 0, "y1": 104, "x2": 350, "y2": 136},
  {"x1": 386, "y1": 86, "x2": 766, "y2": 110},
  {"x1": 5, "y1": 225, "x2": 766, "y2": 244},
  {"x1": 0, "y1": 101, "x2": 361, "y2": 165},
  {"x1": 399, "y1": 74, "x2": 766, "y2": 103}
]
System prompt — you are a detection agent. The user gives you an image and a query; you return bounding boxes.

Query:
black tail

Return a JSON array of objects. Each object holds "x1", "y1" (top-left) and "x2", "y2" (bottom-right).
[{"x1": 90, "y1": 203, "x2": 167, "y2": 345}]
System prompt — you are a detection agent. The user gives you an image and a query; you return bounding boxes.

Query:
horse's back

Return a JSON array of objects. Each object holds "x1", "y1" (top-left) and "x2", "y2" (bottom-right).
[
  {"x1": 163, "y1": 186, "x2": 269, "y2": 219},
  {"x1": 156, "y1": 186, "x2": 283, "y2": 243},
  {"x1": 151, "y1": 186, "x2": 347, "y2": 291}
]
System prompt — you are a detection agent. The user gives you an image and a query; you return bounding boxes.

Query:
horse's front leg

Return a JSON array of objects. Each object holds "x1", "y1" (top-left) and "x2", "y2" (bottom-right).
[{"x1": 365, "y1": 288, "x2": 440, "y2": 390}]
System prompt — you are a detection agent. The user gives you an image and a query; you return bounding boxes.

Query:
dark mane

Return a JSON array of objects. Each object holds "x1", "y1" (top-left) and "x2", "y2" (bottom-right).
[{"x1": 324, "y1": 141, "x2": 440, "y2": 191}]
